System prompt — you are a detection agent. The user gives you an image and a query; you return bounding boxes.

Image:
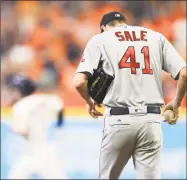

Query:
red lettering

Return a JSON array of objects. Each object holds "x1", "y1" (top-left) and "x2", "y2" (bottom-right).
[
  {"x1": 140, "y1": 31, "x2": 147, "y2": 41},
  {"x1": 115, "y1": 32, "x2": 125, "y2": 41},
  {"x1": 119, "y1": 46, "x2": 140, "y2": 74},
  {"x1": 132, "y1": 31, "x2": 140, "y2": 41},
  {"x1": 115, "y1": 31, "x2": 147, "y2": 42},
  {"x1": 124, "y1": 31, "x2": 133, "y2": 41},
  {"x1": 141, "y1": 46, "x2": 152, "y2": 74},
  {"x1": 119, "y1": 46, "x2": 152, "y2": 75}
]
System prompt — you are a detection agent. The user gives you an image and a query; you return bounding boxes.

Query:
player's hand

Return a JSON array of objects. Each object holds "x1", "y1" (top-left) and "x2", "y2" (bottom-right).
[
  {"x1": 162, "y1": 99, "x2": 180, "y2": 125},
  {"x1": 86, "y1": 99, "x2": 103, "y2": 118}
]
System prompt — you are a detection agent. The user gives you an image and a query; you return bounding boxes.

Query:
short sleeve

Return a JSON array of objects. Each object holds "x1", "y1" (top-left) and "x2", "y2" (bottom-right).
[
  {"x1": 12, "y1": 104, "x2": 29, "y2": 133},
  {"x1": 160, "y1": 33, "x2": 186, "y2": 79},
  {"x1": 49, "y1": 96, "x2": 63, "y2": 112},
  {"x1": 76, "y1": 35, "x2": 102, "y2": 75}
]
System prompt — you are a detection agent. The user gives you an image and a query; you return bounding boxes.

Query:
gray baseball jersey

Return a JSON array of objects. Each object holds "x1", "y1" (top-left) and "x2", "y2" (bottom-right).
[{"x1": 76, "y1": 25, "x2": 186, "y2": 107}]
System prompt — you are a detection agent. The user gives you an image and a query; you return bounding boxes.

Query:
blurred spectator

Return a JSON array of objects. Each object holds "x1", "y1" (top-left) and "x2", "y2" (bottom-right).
[{"x1": 1, "y1": 1, "x2": 186, "y2": 107}]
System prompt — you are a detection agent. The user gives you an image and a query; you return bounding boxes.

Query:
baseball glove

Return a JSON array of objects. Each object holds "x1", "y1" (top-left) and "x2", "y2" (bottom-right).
[{"x1": 87, "y1": 60, "x2": 114, "y2": 104}]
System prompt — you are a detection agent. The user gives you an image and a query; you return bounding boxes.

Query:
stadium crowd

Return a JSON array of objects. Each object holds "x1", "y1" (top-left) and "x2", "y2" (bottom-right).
[{"x1": 1, "y1": 1, "x2": 186, "y2": 107}]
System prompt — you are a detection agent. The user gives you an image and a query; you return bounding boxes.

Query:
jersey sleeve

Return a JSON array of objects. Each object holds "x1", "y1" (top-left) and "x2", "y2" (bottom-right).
[
  {"x1": 75, "y1": 35, "x2": 102, "y2": 76},
  {"x1": 50, "y1": 96, "x2": 63, "y2": 112},
  {"x1": 160, "y1": 33, "x2": 186, "y2": 79},
  {"x1": 12, "y1": 104, "x2": 29, "y2": 134}
]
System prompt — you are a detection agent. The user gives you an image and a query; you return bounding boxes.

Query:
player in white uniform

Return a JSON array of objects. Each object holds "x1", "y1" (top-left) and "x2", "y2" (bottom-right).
[
  {"x1": 7, "y1": 75, "x2": 66, "y2": 179},
  {"x1": 73, "y1": 12, "x2": 186, "y2": 179}
]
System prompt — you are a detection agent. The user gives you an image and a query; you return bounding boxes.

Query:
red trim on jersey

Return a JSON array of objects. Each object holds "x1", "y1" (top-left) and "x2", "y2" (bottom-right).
[{"x1": 80, "y1": 56, "x2": 85, "y2": 62}]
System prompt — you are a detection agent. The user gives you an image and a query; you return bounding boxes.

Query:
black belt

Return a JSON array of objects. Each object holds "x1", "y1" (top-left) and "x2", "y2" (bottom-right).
[{"x1": 110, "y1": 106, "x2": 161, "y2": 115}]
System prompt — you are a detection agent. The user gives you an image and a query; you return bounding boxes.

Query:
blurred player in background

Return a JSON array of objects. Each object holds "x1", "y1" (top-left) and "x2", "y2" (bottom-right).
[{"x1": 6, "y1": 74, "x2": 66, "y2": 179}]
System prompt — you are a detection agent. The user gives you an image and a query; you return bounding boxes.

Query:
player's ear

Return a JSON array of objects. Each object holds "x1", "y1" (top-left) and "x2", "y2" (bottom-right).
[{"x1": 101, "y1": 25, "x2": 107, "y2": 32}]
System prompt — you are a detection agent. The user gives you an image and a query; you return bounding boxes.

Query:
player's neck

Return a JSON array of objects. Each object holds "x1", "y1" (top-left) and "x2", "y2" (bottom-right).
[{"x1": 115, "y1": 23, "x2": 127, "y2": 27}]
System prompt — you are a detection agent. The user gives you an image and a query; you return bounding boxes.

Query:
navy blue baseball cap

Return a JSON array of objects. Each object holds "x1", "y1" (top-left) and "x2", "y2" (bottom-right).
[
  {"x1": 6, "y1": 74, "x2": 37, "y2": 96},
  {"x1": 100, "y1": 11, "x2": 126, "y2": 33}
]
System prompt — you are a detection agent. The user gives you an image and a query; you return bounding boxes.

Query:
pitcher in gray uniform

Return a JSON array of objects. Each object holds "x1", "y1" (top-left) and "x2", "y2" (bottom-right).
[{"x1": 73, "y1": 11, "x2": 186, "y2": 179}]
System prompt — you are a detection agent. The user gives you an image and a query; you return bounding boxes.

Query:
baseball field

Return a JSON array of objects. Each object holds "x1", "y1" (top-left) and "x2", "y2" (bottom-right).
[{"x1": 1, "y1": 107, "x2": 186, "y2": 179}]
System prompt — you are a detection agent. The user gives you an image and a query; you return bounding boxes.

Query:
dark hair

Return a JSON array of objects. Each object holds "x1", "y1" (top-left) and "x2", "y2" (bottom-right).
[
  {"x1": 18, "y1": 79, "x2": 37, "y2": 97},
  {"x1": 6, "y1": 74, "x2": 37, "y2": 97}
]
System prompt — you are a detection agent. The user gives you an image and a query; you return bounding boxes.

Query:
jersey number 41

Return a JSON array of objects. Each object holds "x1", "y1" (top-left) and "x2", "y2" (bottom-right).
[{"x1": 119, "y1": 46, "x2": 153, "y2": 74}]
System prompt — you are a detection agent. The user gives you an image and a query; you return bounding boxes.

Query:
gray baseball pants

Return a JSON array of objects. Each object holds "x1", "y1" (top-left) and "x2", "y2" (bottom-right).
[{"x1": 99, "y1": 108, "x2": 163, "y2": 179}]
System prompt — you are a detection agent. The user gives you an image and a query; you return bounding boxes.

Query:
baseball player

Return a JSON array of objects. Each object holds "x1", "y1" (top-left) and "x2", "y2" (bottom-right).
[
  {"x1": 73, "y1": 11, "x2": 186, "y2": 179},
  {"x1": 6, "y1": 75, "x2": 66, "y2": 179}
]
